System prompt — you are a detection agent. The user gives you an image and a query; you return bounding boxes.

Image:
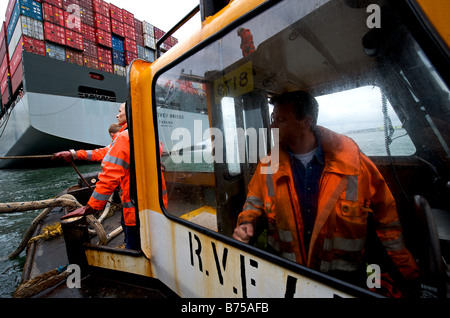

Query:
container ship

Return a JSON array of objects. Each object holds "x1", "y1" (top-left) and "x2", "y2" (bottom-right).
[{"x1": 0, "y1": 0, "x2": 178, "y2": 168}]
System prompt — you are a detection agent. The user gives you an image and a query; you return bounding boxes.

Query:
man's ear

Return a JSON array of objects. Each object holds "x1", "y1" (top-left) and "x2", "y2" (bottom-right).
[{"x1": 302, "y1": 116, "x2": 313, "y2": 129}]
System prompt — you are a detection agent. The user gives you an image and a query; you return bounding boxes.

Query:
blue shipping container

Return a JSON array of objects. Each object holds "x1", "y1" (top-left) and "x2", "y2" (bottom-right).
[
  {"x1": 46, "y1": 42, "x2": 66, "y2": 61},
  {"x1": 113, "y1": 50, "x2": 125, "y2": 67},
  {"x1": 19, "y1": 0, "x2": 42, "y2": 21},
  {"x1": 7, "y1": 0, "x2": 42, "y2": 43},
  {"x1": 112, "y1": 34, "x2": 124, "y2": 53}
]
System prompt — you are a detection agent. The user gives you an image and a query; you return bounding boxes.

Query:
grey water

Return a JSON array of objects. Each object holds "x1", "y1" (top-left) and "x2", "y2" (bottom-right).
[{"x1": 0, "y1": 163, "x2": 101, "y2": 297}]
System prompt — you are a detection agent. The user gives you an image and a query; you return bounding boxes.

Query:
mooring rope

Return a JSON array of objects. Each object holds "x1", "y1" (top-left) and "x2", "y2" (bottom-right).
[
  {"x1": 0, "y1": 155, "x2": 53, "y2": 160},
  {"x1": 0, "y1": 193, "x2": 120, "y2": 261},
  {"x1": 0, "y1": 195, "x2": 81, "y2": 214},
  {"x1": 0, "y1": 194, "x2": 82, "y2": 260}
]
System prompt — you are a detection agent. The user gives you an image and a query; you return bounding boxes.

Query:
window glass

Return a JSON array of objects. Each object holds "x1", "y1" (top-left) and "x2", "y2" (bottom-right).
[
  {"x1": 154, "y1": 0, "x2": 450, "y2": 287},
  {"x1": 316, "y1": 86, "x2": 416, "y2": 156}
]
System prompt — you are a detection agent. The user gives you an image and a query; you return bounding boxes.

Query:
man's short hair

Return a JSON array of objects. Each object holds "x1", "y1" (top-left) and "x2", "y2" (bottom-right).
[
  {"x1": 270, "y1": 90, "x2": 319, "y2": 128},
  {"x1": 109, "y1": 123, "x2": 121, "y2": 134}
]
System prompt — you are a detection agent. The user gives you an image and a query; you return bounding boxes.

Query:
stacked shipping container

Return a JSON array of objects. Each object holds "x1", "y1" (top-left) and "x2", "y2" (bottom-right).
[{"x1": 0, "y1": 0, "x2": 178, "y2": 110}]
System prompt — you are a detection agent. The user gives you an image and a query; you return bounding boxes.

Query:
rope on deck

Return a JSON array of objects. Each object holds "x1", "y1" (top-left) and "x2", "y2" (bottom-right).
[
  {"x1": 1, "y1": 194, "x2": 120, "y2": 261},
  {"x1": 0, "y1": 195, "x2": 81, "y2": 214},
  {"x1": 13, "y1": 265, "x2": 70, "y2": 298},
  {"x1": 1, "y1": 195, "x2": 82, "y2": 260}
]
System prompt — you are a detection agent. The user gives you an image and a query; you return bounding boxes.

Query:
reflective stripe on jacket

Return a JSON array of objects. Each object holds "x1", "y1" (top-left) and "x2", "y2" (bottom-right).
[
  {"x1": 88, "y1": 127, "x2": 135, "y2": 225},
  {"x1": 76, "y1": 146, "x2": 110, "y2": 162},
  {"x1": 238, "y1": 126, "x2": 419, "y2": 280},
  {"x1": 88, "y1": 126, "x2": 168, "y2": 225}
]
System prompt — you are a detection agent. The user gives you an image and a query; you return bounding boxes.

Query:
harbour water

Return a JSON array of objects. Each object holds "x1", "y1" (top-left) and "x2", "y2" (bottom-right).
[{"x1": 0, "y1": 163, "x2": 101, "y2": 297}]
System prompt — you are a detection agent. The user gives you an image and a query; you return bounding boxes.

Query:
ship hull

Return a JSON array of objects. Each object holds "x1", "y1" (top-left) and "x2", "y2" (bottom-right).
[
  {"x1": 0, "y1": 51, "x2": 126, "y2": 168},
  {"x1": 0, "y1": 93, "x2": 119, "y2": 168}
]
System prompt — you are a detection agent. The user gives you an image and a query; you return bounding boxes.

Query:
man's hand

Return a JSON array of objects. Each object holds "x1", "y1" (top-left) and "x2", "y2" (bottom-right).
[
  {"x1": 61, "y1": 205, "x2": 96, "y2": 220},
  {"x1": 232, "y1": 223, "x2": 254, "y2": 243},
  {"x1": 52, "y1": 151, "x2": 73, "y2": 162}
]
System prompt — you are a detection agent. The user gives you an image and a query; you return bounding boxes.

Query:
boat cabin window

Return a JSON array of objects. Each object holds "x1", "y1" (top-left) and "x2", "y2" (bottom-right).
[
  {"x1": 154, "y1": 0, "x2": 449, "y2": 290},
  {"x1": 316, "y1": 86, "x2": 416, "y2": 156}
]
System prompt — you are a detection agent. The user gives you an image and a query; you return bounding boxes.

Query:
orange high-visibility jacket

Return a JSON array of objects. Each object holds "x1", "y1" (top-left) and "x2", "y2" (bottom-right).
[
  {"x1": 75, "y1": 146, "x2": 111, "y2": 162},
  {"x1": 238, "y1": 126, "x2": 419, "y2": 280},
  {"x1": 238, "y1": 28, "x2": 255, "y2": 56},
  {"x1": 88, "y1": 126, "x2": 168, "y2": 226},
  {"x1": 75, "y1": 128, "x2": 124, "y2": 161}
]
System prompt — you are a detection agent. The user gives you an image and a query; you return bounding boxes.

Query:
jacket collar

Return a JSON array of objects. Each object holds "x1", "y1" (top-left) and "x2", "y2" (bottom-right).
[
  {"x1": 271, "y1": 126, "x2": 360, "y2": 181},
  {"x1": 119, "y1": 123, "x2": 128, "y2": 132}
]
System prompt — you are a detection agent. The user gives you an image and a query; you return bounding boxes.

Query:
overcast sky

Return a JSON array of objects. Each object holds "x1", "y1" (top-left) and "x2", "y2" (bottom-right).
[{"x1": 0, "y1": 0, "x2": 200, "y2": 43}]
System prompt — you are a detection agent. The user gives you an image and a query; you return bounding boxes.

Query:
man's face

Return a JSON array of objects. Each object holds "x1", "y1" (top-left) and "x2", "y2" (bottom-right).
[
  {"x1": 270, "y1": 102, "x2": 311, "y2": 146},
  {"x1": 117, "y1": 103, "x2": 127, "y2": 125}
]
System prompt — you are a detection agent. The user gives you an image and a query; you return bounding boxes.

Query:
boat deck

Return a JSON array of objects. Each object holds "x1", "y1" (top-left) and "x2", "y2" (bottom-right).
[{"x1": 20, "y1": 178, "x2": 178, "y2": 298}]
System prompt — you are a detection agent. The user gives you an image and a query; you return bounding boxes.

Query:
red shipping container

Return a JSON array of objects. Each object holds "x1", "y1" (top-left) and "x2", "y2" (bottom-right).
[
  {"x1": 94, "y1": 13, "x2": 111, "y2": 32},
  {"x1": 81, "y1": 23, "x2": 96, "y2": 42},
  {"x1": 79, "y1": 0, "x2": 93, "y2": 10},
  {"x1": 135, "y1": 19, "x2": 143, "y2": 36},
  {"x1": 122, "y1": 9, "x2": 134, "y2": 27},
  {"x1": 62, "y1": 0, "x2": 80, "y2": 10},
  {"x1": 123, "y1": 23, "x2": 136, "y2": 40},
  {"x1": 1, "y1": 71, "x2": 9, "y2": 106},
  {"x1": 65, "y1": 28, "x2": 83, "y2": 50},
  {"x1": 64, "y1": 11, "x2": 82, "y2": 33},
  {"x1": 97, "y1": 46, "x2": 111, "y2": 64},
  {"x1": 1, "y1": 22, "x2": 7, "y2": 48},
  {"x1": 93, "y1": 0, "x2": 110, "y2": 17},
  {"x1": 110, "y1": 4, "x2": 123, "y2": 22},
  {"x1": 95, "y1": 28, "x2": 112, "y2": 48},
  {"x1": 11, "y1": 60, "x2": 23, "y2": 95},
  {"x1": 124, "y1": 38, "x2": 137, "y2": 54},
  {"x1": 124, "y1": 51, "x2": 137, "y2": 65},
  {"x1": 83, "y1": 39, "x2": 97, "y2": 58},
  {"x1": 83, "y1": 55, "x2": 98, "y2": 69},
  {"x1": 43, "y1": 3, "x2": 65, "y2": 27},
  {"x1": 44, "y1": 22, "x2": 66, "y2": 46},
  {"x1": 111, "y1": 19, "x2": 124, "y2": 37},
  {"x1": 99, "y1": 62, "x2": 112, "y2": 73},
  {"x1": 1, "y1": 69, "x2": 8, "y2": 91},
  {"x1": 9, "y1": 38, "x2": 23, "y2": 76},
  {"x1": 81, "y1": 6, "x2": 94, "y2": 26},
  {"x1": 5, "y1": 0, "x2": 16, "y2": 26},
  {"x1": 22, "y1": 36, "x2": 46, "y2": 56},
  {"x1": 154, "y1": 27, "x2": 165, "y2": 40},
  {"x1": 0, "y1": 41, "x2": 8, "y2": 65},
  {"x1": 135, "y1": 33, "x2": 144, "y2": 47},
  {"x1": 0, "y1": 56, "x2": 9, "y2": 81},
  {"x1": 66, "y1": 48, "x2": 83, "y2": 65},
  {"x1": 43, "y1": 0, "x2": 63, "y2": 8}
]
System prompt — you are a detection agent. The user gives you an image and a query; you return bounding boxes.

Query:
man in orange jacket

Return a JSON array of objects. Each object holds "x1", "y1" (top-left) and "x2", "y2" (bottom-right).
[
  {"x1": 233, "y1": 90, "x2": 420, "y2": 294},
  {"x1": 237, "y1": 28, "x2": 255, "y2": 57},
  {"x1": 62, "y1": 102, "x2": 168, "y2": 250},
  {"x1": 52, "y1": 123, "x2": 122, "y2": 163}
]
